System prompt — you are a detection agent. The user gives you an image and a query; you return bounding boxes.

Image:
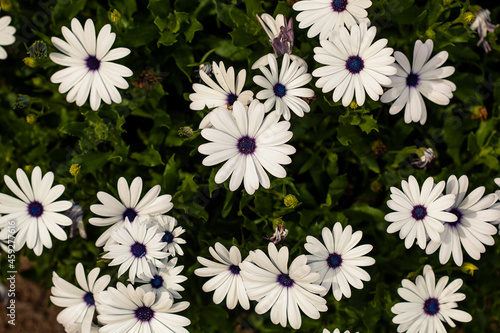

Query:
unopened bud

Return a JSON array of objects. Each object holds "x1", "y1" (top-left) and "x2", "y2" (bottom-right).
[
  {"x1": 284, "y1": 194, "x2": 299, "y2": 208},
  {"x1": 70, "y1": 164, "x2": 81, "y2": 177}
]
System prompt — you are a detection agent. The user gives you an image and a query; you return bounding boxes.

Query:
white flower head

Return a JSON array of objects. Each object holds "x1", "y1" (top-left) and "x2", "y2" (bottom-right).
[
  {"x1": 89, "y1": 176, "x2": 173, "y2": 248},
  {"x1": 324, "y1": 329, "x2": 358, "y2": 333},
  {"x1": 240, "y1": 243, "x2": 328, "y2": 330},
  {"x1": 425, "y1": 175, "x2": 500, "y2": 266},
  {"x1": 137, "y1": 257, "x2": 187, "y2": 300},
  {"x1": 312, "y1": 22, "x2": 397, "y2": 107},
  {"x1": 96, "y1": 282, "x2": 190, "y2": 333},
  {"x1": 50, "y1": 263, "x2": 110, "y2": 333},
  {"x1": 198, "y1": 100, "x2": 296, "y2": 195},
  {"x1": 0, "y1": 166, "x2": 72, "y2": 256},
  {"x1": 194, "y1": 242, "x2": 250, "y2": 310},
  {"x1": 305, "y1": 223, "x2": 375, "y2": 301},
  {"x1": 253, "y1": 53, "x2": 314, "y2": 120},
  {"x1": 392, "y1": 265, "x2": 472, "y2": 333},
  {"x1": 189, "y1": 61, "x2": 254, "y2": 112},
  {"x1": 293, "y1": 0, "x2": 372, "y2": 40},
  {"x1": 147, "y1": 215, "x2": 186, "y2": 256},
  {"x1": 50, "y1": 18, "x2": 132, "y2": 111},
  {"x1": 102, "y1": 220, "x2": 169, "y2": 284},
  {"x1": 381, "y1": 39, "x2": 456, "y2": 125},
  {"x1": 0, "y1": 12, "x2": 16, "y2": 60},
  {"x1": 470, "y1": 9, "x2": 498, "y2": 52},
  {"x1": 385, "y1": 176, "x2": 457, "y2": 250}
]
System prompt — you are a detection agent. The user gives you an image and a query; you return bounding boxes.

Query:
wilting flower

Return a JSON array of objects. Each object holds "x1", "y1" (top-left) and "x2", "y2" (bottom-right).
[
  {"x1": 411, "y1": 148, "x2": 435, "y2": 168},
  {"x1": 470, "y1": 9, "x2": 498, "y2": 52}
]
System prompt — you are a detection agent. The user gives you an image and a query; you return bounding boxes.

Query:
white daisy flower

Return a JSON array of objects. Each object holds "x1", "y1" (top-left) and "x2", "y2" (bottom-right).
[
  {"x1": 189, "y1": 61, "x2": 254, "y2": 112},
  {"x1": 102, "y1": 220, "x2": 168, "y2": 284},
  {"x1": 240, "y1": 243, "x2": 327, "y2": 330},
  {"x1": 137, "y1": 257, "x2": 187, "y2": 300},
  {"x1": 194, "y1": 242, "x2": 250, "y2": 310},
  {"x1": 0, "y1": 166, "x2": 72, "y2": 256},
  {"x1": 305, "y1": 223, "x2": 375, "y2": 301},
  {"x1": 385, "y1": 175, "x2": 457, "y2": 250},
  {"x1": 50, "y1": 18, "x2": 132, "y2": 111},
  {"x1": 96, "y1": 282, "x2": 190, "y2": 333},
  {"x1": 470, "y1": 9, "x2": 498, "y2": 52},
  {"x1": 0, "y1": 12, "x2": 16, "y2": 60},
  {"x1": 381, "y1": 40, "x2": 456, "y2": 125},
  {"x1": 425, "y1": 175, "x2": 500, "y2": 266},
  {"x1": 293, "y1": 0, "x2": 372, "y2": 40},
  {"x1": 312, "y1": 22, "x2": 397, "y2": 107},
  {"x1": 50, "y1": 263, "x2": 110, "y2": 333},
  {"x1": 198, "y1": 100, "x2": 296, "y2": 195},
  {"x1": 89, "y1": 176, "x2": 173, "y2": 248},
  {"x1": 147, "y1": 215, "x2": 186, "y2": 257},
  {"x1": 392, "y1": 265, "x2": 472, "y2": 333},
  {"x1": 323, "y1": 329, "x2": 358, "y2": 333},
  {"x1": 253, "y1": 53, "x2": 314, "y2": 120}
]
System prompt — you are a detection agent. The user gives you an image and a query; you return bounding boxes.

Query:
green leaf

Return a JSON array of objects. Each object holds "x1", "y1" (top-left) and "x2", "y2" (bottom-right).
[{"x1": 130, "y1": 145, "x2": 164, "y2": 166}]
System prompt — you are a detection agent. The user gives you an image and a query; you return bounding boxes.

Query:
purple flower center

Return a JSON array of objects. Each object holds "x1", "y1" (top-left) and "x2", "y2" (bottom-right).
[
  {"x1": 346, "y1": 55, "x2": 364, "y2": 74},
  {"x1": 135, "y1": 306, "x2": 154, "y2": 322},
  {"x1": 273, "y1": 83, "x2": 287, "y2": 98},
  {"x1": 277, "y1": 273, "x2": 294, "y2": 288},
  {"x1": 123, "y1": 208, "x2": 138, "y2": 222},
  {"x1": 150, "y1": 274, "x2": 164, "y2": 289},
  {"x1": 27, "y1": 201, "x2": 44, "y2": 217},
  {"x1": 406, "y1": 72, "x2": 419, "y2": 87},
  {"x1": 237, "y1": 136, "x2": 256, "y2": 155},
  {"x1": 446, "y1": 207, "x2": 462, "y2": 227},
  {"x1": 411, "y1": 205, "x2": 427, "y2": 221},
  {"x1": 131, "y1": 242, "x2": 147, "y2": 258},
  {"x1": 227, "y1": 93, "x2": 238, "y2": 106},
  {"x1": 83, "y1": 291, "x2": 95, "y2": 306},
  {"x1": 326, "y1": 253, "x2": 343, "y2": 269},
  {"x1": 229, "y1": 264, "x2": 241, "y2": 275},
  {"x1": 332, "y1": 0, "x2": 348, "y2": 12},
  {"x1": 86, "y1": 55, "x2": 100, "y2": 71},
  {"x1": 423, "y1": 298, "x2": 440, "y2": 316},
  {"x1": 162, "y1": 231, "x2": 174, "y2": 244}
]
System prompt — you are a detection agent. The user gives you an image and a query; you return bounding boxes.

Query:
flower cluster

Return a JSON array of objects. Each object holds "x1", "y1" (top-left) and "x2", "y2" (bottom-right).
[{"x1": 195, "y1": 222, "x2": 375, "y2": 330}]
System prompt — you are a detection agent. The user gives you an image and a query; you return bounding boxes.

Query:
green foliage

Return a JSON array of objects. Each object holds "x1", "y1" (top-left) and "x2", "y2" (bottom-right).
[{"x1": 1, "y1": 0, "x2": 500, "y2": 332}]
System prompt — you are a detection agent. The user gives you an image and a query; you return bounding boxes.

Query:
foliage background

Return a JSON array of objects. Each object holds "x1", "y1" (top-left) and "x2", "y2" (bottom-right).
[{"x1": 1, "y1": 0, "x2": 500, "y2": 332}]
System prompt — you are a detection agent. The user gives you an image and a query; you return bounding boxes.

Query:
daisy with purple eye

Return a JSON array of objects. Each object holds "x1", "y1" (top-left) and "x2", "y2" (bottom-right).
[
  {"x1": 102, "y1": 220, "x2": 168, "y2": 284},
  {"x1": 198, "y1": 100, "x2": 296, "y2": 195},
  {"x1": 253, "y1": 53, "x2": 314, "y2": 120},
  {"x1": 312, "y1": 22, "x2": 397, "y2": 107},
  {"x1": 194, "y1": 243, "x2": 250, "y2": 310},
  {"x1": 425, "y1": 175, "x2": 500, "y2": 266},
  {"x1": 89, "y1": 176, "x2": 173, "y2": 248},
  {"x1": 293, "y1": 0, "x2": 372, "y2": 40},
  {"x1": 50, "y1": 263, "x2": 110, "y2": 333},
  {"x1": 137, "y1": 257, "x2": 187, "y2": 300},
  {"x1": 240, "y1": 243, "x2": 327, "y2": 330},
  {"x1": 381, "y1": 39, "x2": 456, "y2": 125},
  {"x1": 305, "y1": 222, "x2": 375, "y2": 301},
  {"x1": 96, "y1": 283, "x2": 190, "y2": 333},
  {"x1": 50, "y1": 18, "x2": 132, "y2": 111},
  {"x1": 392, "y1": 265, "x2": 472, "y2": 333},
  {"x1": 189, "y1": 61, "x2": 254, "y2": 115},
  {"x1": 385, "y1": 176, "x2": 457, "y2": 250},
  {"x1": 0, "y1": 166, "x2": 72, "y2": 256},
  {"x1": 148, "y1": 215, "x2": 186, "y2": 257}
]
